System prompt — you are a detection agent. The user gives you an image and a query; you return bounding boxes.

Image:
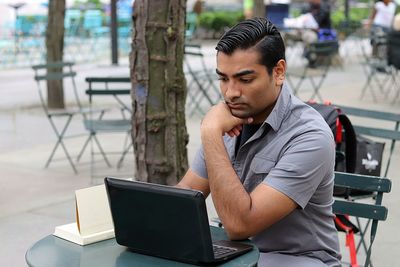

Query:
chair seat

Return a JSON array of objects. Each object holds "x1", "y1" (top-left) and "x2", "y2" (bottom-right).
[{"x1": 84, "y1": 119, "x2": 131, "y2": 132}]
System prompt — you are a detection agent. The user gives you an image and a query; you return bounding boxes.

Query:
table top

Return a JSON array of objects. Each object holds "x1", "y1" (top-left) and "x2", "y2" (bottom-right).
[{"x1": 26, "y1": 226, "x2": 259, "y2": 267}]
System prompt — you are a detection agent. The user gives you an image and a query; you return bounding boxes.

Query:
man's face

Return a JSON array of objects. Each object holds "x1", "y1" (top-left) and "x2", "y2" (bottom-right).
[{"x1": 216, "y1": 49, "x2": 284, "y2": 124}]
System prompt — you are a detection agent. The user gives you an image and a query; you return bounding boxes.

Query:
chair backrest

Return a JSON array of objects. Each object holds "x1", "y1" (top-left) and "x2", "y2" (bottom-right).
[
  {"x1": 85, "y1": 77, "x2": 132, "y2": 116},
  {"x1": 186, "y1": 12, "x2": 197, "y2": 39},
  {"x1": 311, "y1": 40, "x2": 339, "y2": 54},
  {"x1": 184, "y1": 44, "x2": 220, "y2": 113},
  {"x1": 83, "y1": 10, "x2": 103, "y2": 30},
  {"x1": 32, "y1": 61, "x2": 81, "y2": 114},
  {"x1": 65, "y1": 9, "x2": 82, "y2": 36},
  {"x1": 333, "y1": 171, "x2": 391, "y2": 267},
  {"x1": 335, "y1": 105, "x2": 400, "y2": 177}
]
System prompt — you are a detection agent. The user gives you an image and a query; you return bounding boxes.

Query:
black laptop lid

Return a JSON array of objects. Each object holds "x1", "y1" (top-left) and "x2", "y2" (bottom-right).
[{"x1": 104, "y1": 177, "x2": 215, "y2": 263}]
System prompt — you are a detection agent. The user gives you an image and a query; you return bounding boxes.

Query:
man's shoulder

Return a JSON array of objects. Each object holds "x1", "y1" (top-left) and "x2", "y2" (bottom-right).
[{"x1": 286, "y1": 99, "x2": 334, "y2": 139}]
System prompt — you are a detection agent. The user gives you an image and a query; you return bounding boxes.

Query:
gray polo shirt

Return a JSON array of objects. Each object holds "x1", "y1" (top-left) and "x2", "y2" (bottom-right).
[{"x1": 191, "y1": 83, "x2": 341, "y2": 266}]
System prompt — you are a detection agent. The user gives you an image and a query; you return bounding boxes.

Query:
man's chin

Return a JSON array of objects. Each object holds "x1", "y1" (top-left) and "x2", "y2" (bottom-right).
[{"x1": 230, "y1": 110, "x2": 251, "y2": 120}]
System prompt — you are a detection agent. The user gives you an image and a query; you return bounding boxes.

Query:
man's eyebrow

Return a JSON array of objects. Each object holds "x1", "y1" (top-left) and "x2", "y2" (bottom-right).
[
  {"x1": 233, "y1": 70, "x2": 255, "y2": 78},
  {"x1": 216, "y1": 69, "x2": 226, "y2": 76},
  {"x1": 215, "y1": 69, "x2": 255, "y2": 78}
]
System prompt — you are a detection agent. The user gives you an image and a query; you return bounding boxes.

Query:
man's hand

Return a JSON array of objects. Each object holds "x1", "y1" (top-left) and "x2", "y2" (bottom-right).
[{"x1": 201, "y1": 102, "x2": 253, "y2": 137}]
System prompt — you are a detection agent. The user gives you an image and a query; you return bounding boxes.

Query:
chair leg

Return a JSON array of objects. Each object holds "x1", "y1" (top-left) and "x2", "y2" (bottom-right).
[
  {"x1": 45, "y1": 115, "x2": 78, "y2": 174},
  {"x1": 117, "y1": 142, "x2": 133, "y2": 169},
  {"x1": 360, "y1": 65, "x2": 378, "y2": 102},
  {"x1": 58, "y1": 138, "x2": 79, "y2": 174},
  {"x1": 92, "y1": 134, "x2": 112, "y2": 167},
  {"x1": 355, "y1": 217, "x2": 374, "y2": 267},
  {"x1": 390, "y1": 70, "x2": 400, "y2": 104},
  {"x1": 286, "y1": 75, "x2": 305, "y2": 96},
  {"x1": 309, "y1": 76, "x2": 325, "y2": 102},
  {"x1": 76, "y1": 135, "x2": 91, "y2": 162}
]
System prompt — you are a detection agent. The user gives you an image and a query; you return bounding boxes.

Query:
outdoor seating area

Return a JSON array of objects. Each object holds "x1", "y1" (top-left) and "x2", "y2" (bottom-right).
[
  {"x1": 1, "y1": 0, "x2": 400, "y2": 266},
  {"x1": 0, "y1": 3, "x2": 132, "y2": 69}
]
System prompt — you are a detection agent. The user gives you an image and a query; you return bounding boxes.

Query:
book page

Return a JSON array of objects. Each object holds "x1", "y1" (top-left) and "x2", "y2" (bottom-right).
[{"x1": 75, "y1": 184, "x2": 113, "y2": 236}]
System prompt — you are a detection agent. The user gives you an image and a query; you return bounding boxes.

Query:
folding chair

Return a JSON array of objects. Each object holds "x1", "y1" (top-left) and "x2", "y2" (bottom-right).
[
  {"x1": 334, "y1": 105, "x2": 400, "y2": 264},
  {"x1": 82, "y1": 77, "x2": 132, "y2": 178},
  {"x1": 185, "y1": 12, "x2": 197, "y2": 40},
  {"x1": 359, "y1": 30, "x2": 393, "y2": 102},
  {"x1": 32, "y1": 61, "x2": 104, "y2": 174},
  {"x1": 333, "y1": 172, "x2": 391, "y2": 267},
  {"x1": 336, "y1": 105, "x2": 400, "y2": 178},
  {"x1": 386, "y1": 30, "x2": 400, "y2": 103},
  {"x1": 286, "y1": 40, "x2": 339, "y2": 101},
  {"x1": 184, "y1": 44, "x2": 221, "y2": 116}
]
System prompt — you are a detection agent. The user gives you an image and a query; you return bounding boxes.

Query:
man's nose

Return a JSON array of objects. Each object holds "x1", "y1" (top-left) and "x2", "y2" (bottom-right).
[{"x1": 224, "y1": 81, "x2": 241, "y2": 100}]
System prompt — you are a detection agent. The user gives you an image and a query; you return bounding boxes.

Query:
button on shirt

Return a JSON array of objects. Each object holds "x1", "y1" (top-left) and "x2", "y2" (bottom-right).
[{"x1": 191, "y1": 83, "x2": 341, "y2": 266}]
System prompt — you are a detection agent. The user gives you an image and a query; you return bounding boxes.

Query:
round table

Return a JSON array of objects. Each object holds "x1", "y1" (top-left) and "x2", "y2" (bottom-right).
[{"x1": 26, "y1": 226, "x2": 259, "y2": 266}]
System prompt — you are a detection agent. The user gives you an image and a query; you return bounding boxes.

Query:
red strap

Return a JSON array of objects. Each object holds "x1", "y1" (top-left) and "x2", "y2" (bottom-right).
[
  {"x1": 334, "y1": 216, "x2": 353, "y2": 232},
  {"x1": 336, "y1": 119, "x2": 343, "y2": 143},
  {"x1": 335, "y1": 216, "x2": 359, "y2": 267},
  {"x1": 346, "y1": 229, "x2": 359, "y2": 267}
]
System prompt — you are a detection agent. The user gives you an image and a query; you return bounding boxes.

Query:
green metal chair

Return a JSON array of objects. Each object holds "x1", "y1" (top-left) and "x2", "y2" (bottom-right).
[
  {"x1": 32, "y1": 61, "x2": 105, "y2": 174},
  {"x1": 333, "y1": 171, "x2": 391, "y2": 267},
  {"x1": 83, "y1": 77, "x2": 132, "y2": 177},
  {"x1": 184, "y1": 44, "x2": 221, "y2": 116},
  {"x1": 185, "y1": 12, "x2": 197, "y2": 40},
  {"x1": 336, "y1": 105, "x2": 400, "y2": 178},
  {"x1": 286, "y1": 40, "x2": 339, "y2": 101},
  {"x1": 334, "y1": 105, "x2": 400, "y2": 264},
  {"x1": 359, "y1": 31, "x2": 393, "y2": 102}
]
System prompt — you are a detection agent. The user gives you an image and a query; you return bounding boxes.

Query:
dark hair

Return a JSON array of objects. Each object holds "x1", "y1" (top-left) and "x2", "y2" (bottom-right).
[{"x1": 216, "y1": 18, "x2": 285, "y2": 74}]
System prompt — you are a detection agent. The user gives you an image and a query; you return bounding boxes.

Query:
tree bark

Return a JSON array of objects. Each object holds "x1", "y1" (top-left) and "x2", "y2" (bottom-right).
[
  {"x1": 130, "y1": 0, "x2": 189, "y2": 185},
  {"x1": 46, "y1": 0, "x2": 66, "y2": 109}
]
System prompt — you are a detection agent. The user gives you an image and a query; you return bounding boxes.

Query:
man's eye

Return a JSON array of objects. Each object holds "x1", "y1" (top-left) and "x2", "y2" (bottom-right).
[
  {"x1": 218, "y1": 77, "x2": 228, "y2": 82},
  {"x1": 240, "y1": 78, "x2": 252, "y2": 83}
]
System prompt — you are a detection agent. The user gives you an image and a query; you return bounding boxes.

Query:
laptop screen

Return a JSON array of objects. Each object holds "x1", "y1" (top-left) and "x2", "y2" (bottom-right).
[{"x1": 104, "y1": 177, "x2": 215, "y2": 263}]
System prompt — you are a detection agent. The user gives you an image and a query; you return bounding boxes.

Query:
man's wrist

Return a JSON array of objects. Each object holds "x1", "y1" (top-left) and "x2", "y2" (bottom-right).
[{"x1": 201, "y1": 124, "x2": 223, "y2": 137}]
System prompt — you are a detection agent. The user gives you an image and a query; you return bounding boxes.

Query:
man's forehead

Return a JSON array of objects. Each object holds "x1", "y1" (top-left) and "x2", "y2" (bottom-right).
[{"x1": 216, "y1": 49, "x2": 264, "y2": 71}]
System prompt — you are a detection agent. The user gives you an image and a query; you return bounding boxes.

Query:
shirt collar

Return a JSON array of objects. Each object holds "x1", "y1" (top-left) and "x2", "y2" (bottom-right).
[{"x1": 263, "y1": 82, "x2": 292, "y2": 132}]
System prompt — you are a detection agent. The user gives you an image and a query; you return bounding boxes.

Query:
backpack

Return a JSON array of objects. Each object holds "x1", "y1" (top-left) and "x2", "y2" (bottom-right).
[
  {"x1": 307, "y1": 101, "x2": 357, "y2": 196},
  {"x1": 318, "y1": 28, "x2": 337, "y2": 41}
]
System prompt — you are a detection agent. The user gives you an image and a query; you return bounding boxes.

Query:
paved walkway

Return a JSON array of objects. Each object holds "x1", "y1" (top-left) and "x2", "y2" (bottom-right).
[{"x1": 0, "y1": 41, "x2": 399, "y2": 266}]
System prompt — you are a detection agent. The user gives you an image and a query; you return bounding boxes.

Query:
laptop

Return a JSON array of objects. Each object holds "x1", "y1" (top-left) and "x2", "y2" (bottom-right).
[{"x1": 104, "y1": 177, "x2": 253, "y2": 264}]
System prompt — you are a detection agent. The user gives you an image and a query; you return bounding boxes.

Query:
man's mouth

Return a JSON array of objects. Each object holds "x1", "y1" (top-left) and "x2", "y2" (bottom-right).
[{"x1": 226, "y1": 102, "x2": 245, "y2": 109}]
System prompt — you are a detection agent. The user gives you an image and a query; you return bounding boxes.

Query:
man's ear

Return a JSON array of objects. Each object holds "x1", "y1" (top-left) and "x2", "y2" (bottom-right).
[{"x1": 274, "y1": 59, "x2": 286, "y2": 86}]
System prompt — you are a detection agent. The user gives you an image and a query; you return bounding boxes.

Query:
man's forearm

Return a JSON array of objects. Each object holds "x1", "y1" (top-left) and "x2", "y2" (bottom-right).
[{"x1": 202, "y1": 131, "x2": 252, "y2": 239}]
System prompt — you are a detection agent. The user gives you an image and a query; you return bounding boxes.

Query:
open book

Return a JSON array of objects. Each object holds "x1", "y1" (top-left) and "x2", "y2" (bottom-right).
[{"x1": 53, "y1": 184, "x2": 115, "y2": 245}]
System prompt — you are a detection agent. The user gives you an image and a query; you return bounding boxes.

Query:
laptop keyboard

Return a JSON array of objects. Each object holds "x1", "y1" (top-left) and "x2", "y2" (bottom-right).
[{"x1": 213, "y1": 244, "x2": 237, "y2": 258}]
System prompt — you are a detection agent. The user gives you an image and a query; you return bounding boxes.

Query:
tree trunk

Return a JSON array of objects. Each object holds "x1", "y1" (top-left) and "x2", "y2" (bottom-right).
[
  {"x1": 130, "y1": 0, "x2": 189, "y2": 185},
  {"x1": 46, "y1": 0, "x2": 66, "y2": 109},
  {"x1": 253, "y1": 0, "x2": 265, "y2": 19}
]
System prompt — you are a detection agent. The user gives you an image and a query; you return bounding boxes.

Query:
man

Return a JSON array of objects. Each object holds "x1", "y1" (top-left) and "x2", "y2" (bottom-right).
[
  {"x1": 309, "y1": 0, "x2": 331, "y2": 29},
  {"x1": 178, "y1": 18, "x2": 341, "y2": 266}
]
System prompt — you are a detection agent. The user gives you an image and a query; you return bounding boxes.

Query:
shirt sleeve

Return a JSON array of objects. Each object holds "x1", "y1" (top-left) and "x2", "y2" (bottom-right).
[
  {"x1": 191, "y1": 145, "x2": 208, "y2": 179},
  {"x1": 263, "y1": 129, "x2": 335, "y2": 209}
]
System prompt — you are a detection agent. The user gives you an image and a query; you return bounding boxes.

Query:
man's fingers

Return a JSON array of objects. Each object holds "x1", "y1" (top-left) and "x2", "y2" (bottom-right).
[
  {"x1": 233, "y1": 128, "x2": 241, "y2": 136},
  {"x1": 227, "y1": 131, "x2": 234, "y2": 137}
]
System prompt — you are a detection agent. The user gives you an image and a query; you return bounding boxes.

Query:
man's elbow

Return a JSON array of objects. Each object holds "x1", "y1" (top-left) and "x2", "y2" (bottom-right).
[{"x1": 224, "y1": 222, "x2": 251, "y2": 241}]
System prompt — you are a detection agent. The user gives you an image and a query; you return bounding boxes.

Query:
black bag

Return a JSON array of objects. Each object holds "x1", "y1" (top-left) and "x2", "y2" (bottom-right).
[
  {"x1": 355, "y1": 135, "x2": 385, "y2": 176},
  {"x1": 307, "y1": 102, "x2": 357, "y2": 171},
  {"x1": 307, "y1": 102, "x2": 357, "y2": 196},
  {"x1": 343, "y1": 135, "x2": 385, "y2": 196}
]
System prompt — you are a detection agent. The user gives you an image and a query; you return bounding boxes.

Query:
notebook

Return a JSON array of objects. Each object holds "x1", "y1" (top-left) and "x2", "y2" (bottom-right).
[{"x1": 104, "y1": 177, "x2": 253, "y2": 264}]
